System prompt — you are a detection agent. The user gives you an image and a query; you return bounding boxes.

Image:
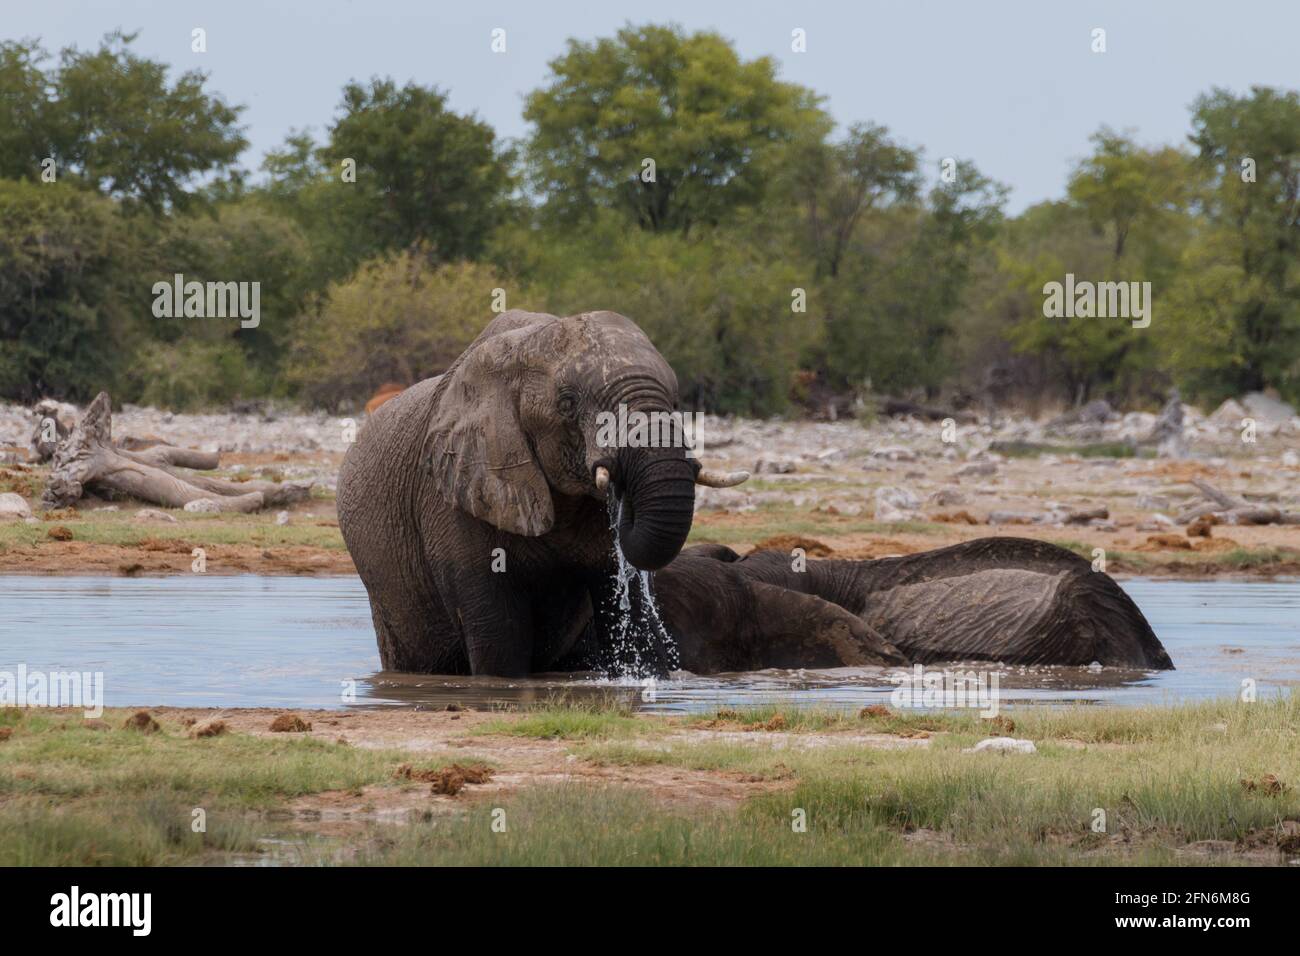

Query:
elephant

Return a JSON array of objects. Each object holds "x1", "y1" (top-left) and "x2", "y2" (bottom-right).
[
  {"x1": 651, "y1": 553, "x2": 907, "y2": 672},
  {"x1": 656, "y1": 537, "x2": 1174, "y2": 669},
  {"x1": 337, "y1": 309, "x2": 747, "y2": 677}
]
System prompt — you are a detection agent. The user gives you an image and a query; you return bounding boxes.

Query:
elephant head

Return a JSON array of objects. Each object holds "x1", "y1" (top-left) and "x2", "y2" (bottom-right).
[{"x1": 422, "y1": 310, "x2": 746, "y2": 570}]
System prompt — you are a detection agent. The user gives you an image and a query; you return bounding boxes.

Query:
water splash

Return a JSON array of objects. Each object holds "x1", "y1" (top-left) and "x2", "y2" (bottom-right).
[{"x1": 602, "y1": 494, "x2": 679, "y2": 678}]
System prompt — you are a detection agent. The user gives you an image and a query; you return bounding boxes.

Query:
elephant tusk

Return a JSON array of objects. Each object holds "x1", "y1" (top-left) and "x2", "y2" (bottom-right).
[
  {"x1": 595, "y1": 466, "x2": 610, "y2": 491},
  {"x1": 695, "y1": 467, "x2": 750, "y2": 488}
]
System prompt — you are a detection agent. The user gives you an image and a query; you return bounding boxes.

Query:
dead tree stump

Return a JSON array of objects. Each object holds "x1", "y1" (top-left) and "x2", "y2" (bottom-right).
[{"x1": 42, "y1": 392, "x2": 312, "y2": 513}]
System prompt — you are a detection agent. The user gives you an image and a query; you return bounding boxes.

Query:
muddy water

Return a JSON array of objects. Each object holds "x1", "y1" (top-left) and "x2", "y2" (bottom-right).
[{"x1": 1, "y1": 576, "x2": 1297, "y2": 713}]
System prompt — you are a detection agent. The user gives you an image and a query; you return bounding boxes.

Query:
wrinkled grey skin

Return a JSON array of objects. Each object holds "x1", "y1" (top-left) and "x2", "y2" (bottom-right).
[
  {"x1": 338, "y1": 310, "x2": 697, "y2": 676},
  {"x1": 658, "y1": 538, "x2": 1174, "y2": 669},
  {"x1": 653, "y1": 553, "x2": 907, "y2": 672}
]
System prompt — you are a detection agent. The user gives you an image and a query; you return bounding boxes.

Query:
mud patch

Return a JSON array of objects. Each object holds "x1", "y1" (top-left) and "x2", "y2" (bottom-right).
[
  {"x1": 269, "y1": 713, "x2": 312, "y2": 733},
  {"x1": 395, "y1": 762, "x2": 494, "y2": 796},
  {"x1": 122, "y1": 710, "x2": 160, "y2": 733},
  {"x1": 190, "y1": 718, "x2": 228, "y2": 738},
  {"x1": 749, "y1": 534, "x2": 834, "y2": 556}
]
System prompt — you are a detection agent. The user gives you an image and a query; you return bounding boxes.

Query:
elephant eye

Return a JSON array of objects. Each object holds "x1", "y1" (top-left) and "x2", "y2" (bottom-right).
[{"x1": 556, "y1": 389, "x2": 579, "y2": 420}]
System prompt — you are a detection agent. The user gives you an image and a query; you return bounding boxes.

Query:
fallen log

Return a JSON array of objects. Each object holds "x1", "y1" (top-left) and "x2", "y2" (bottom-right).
[
  {"x1": 42, "y1": 392, "x2": 312, "y2": 512},
  {"x1": 1172, "y1": 478, "x2": 1295, "y2": 526},
  {"x1": 880, "y1": 398, "x2": 978, "y2": 424},
  {"x1": 1063, "y1": 506, "x2": 1109, "y2": 525},
  {"x1": 1190, "y1": 478, "x2": 1245, "y2": 511}
]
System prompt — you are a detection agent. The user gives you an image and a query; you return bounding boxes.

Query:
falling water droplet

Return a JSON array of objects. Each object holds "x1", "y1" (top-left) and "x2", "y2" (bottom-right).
[{"x1": 603, "y1": 493, "x2": 678, "y2": 678}]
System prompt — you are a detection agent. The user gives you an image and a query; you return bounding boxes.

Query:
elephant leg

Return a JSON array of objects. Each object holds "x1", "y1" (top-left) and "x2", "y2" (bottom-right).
[
  {"x1": 364, "y1": 586, "x2": 465, "y2": 673},
  {"x1": 530, "y1": 580, "x2": 595, "y2": 670},
  {"x1": 439, "y1": 572, "x2": 536, "y2": 677}
]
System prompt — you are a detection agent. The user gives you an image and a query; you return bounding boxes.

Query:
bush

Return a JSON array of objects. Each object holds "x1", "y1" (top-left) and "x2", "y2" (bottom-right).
[
  {"x1": 0, "y1": 180, "x2": 144, "y2": 402},
  {"x1": 289, "y1": 252, "x2": 510, "y2": 410}
]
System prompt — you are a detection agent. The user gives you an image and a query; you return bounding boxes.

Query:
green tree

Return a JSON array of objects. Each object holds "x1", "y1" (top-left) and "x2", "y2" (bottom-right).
[
  {"x1": 289, "y1": 252, "x2": 505, "y2": 409},
  {"x1": 782, "y1": 123, "x2": 920, "y2": 278},
  {"x1": 524, "y1": 23, "x2": 826, "y2": 233},
  {"x1": 816, "y1": 160, "x2": 1006, "y2": 398},
  {"x1": 0, "y1": 33, "x2": 246, "y2": 211},
  {"x1": 1180, "y1": 86, "x2": 1300, "y2": 398},
  {"x1": 319, "y1": 79, "x2": 513, "y2": 263},
  {"x1": 494, "y1": 210, "x2": 815, "y2": 414},
  {"x1": 0, "y1": 40, "x2": 50, "y2": 181},
  {"x1": 0, "y1": 181, "x2": 146, "y2": 400},
  {"x1": 1068, "y1": 128, "x2": 1193, "y2": 260},
  {"x1": 136, "y1": 200, "x2": 313, "y2": 402}
]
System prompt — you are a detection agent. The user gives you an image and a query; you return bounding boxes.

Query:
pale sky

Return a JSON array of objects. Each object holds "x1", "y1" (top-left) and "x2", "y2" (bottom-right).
[{"x1": 7, "y1": 0, "x2": 1298, "y2": 211}]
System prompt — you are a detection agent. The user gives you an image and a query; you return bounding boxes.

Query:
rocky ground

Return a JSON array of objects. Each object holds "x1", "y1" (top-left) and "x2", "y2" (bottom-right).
[{"x1": 1, "y1": 394, "x2": 1298, "y2": 575}]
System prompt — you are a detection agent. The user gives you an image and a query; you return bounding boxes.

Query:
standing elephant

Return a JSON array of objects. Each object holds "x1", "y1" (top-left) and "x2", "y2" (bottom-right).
[
  {"x1": 337, "y1": 309, "x2": 746, "y2": 677},
  {"x1": 657, "y1": 538, "x2": 1174, "y2": 669}
]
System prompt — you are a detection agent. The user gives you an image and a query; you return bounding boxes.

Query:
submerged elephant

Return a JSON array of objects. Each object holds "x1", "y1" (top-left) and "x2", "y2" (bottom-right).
[
  {"x1": 337, "y1": 309, "x2": 746, "y2": 676},
  {"x1": 652, "y1": 553, "x2": 907, "y2": 672},
  {"x1": 657, "y1": 537, "x2": 1173, "y2": 669}
]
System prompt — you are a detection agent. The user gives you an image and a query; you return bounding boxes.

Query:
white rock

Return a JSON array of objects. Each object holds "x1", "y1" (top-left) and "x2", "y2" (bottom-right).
[
  {"x1": 1242, "y1": 391, "x2": 1296, "y2": 424},
  {"x1": 184, "y1": 498, "x2": 221, "y2": 513},
  {"x1": 966, "y1": 737, "x2": 1037, "y2": 754},
  {"x1": 956, "y1": 460, "x2": 998, "y2": 477},
  {"x1": 987, "y1": 510, "x2": 1039, "y2": 525},
  {"x1": 929, "y1": 488, "x2": 966, "y2": 507},
  {"x1": 874, "y1": 486, "x2": 921, "y2": 522},
  {"x1": 275, "y1": 511, "x2": 290, "y2": 526},
  {"x1": 872, "y1": 445, "x2": 917, "y2": 462},
  {"x1": 0, "y1": 492, "x2": 32, "y2": 519},
  {"x1": 134, "y1": 508, "x2": 178, "y2": 523}
]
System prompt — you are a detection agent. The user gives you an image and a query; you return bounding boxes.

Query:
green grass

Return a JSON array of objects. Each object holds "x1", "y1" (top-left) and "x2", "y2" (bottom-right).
[
  {"x1": 2, "y1": 698, "x2": 1297, "y2": 866},
  {"x1": 559, "y1": 697, "x2": 1300, "y2": 864},
  {"x1": 324, "y1": 778, "x2": 1258, "y2": 866},
  {"x1": 478, "y1": 696, "x2": 651, "y2": 740},
  {"x1": 0, "y1": 466, "x2": 43, "y2": 498},
  {"x1": 0, "y1": 709, "x2": 409, "y2": 804},
  {"x1": 0, "y1": 507, "x2": 345, "y2": 552},
  {"x1": 679, "y1": 703, "x2": 980, "y2": 735},
  {"x1": 0, "y1": 708, "x2": 426, "y2": 865},
  {"x1": 336, "y1": 784, "x2": 926, "y2": 866},
  {"x1": 991, "y1": 440, "x2": 1145, "y2": 459},
  {"x1": 1218, "y1": 546, "x2": 1300, "y2": 569}
]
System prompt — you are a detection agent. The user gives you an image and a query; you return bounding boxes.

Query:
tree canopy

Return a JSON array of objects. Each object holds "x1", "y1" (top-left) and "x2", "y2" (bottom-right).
[{"x1": 2, "y1": 24, "x2": 1298, "y2": 413}]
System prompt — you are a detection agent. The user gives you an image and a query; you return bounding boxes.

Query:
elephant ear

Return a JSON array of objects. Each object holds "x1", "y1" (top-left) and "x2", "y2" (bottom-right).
[{"x1": 423, "y1": 315, "x2": 556, "y2": 537}]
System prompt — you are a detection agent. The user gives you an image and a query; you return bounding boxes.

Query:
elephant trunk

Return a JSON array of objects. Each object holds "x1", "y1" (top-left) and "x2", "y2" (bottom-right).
[{"x1": 614, "y1": 444, "x2": 696, "y2": 571}]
